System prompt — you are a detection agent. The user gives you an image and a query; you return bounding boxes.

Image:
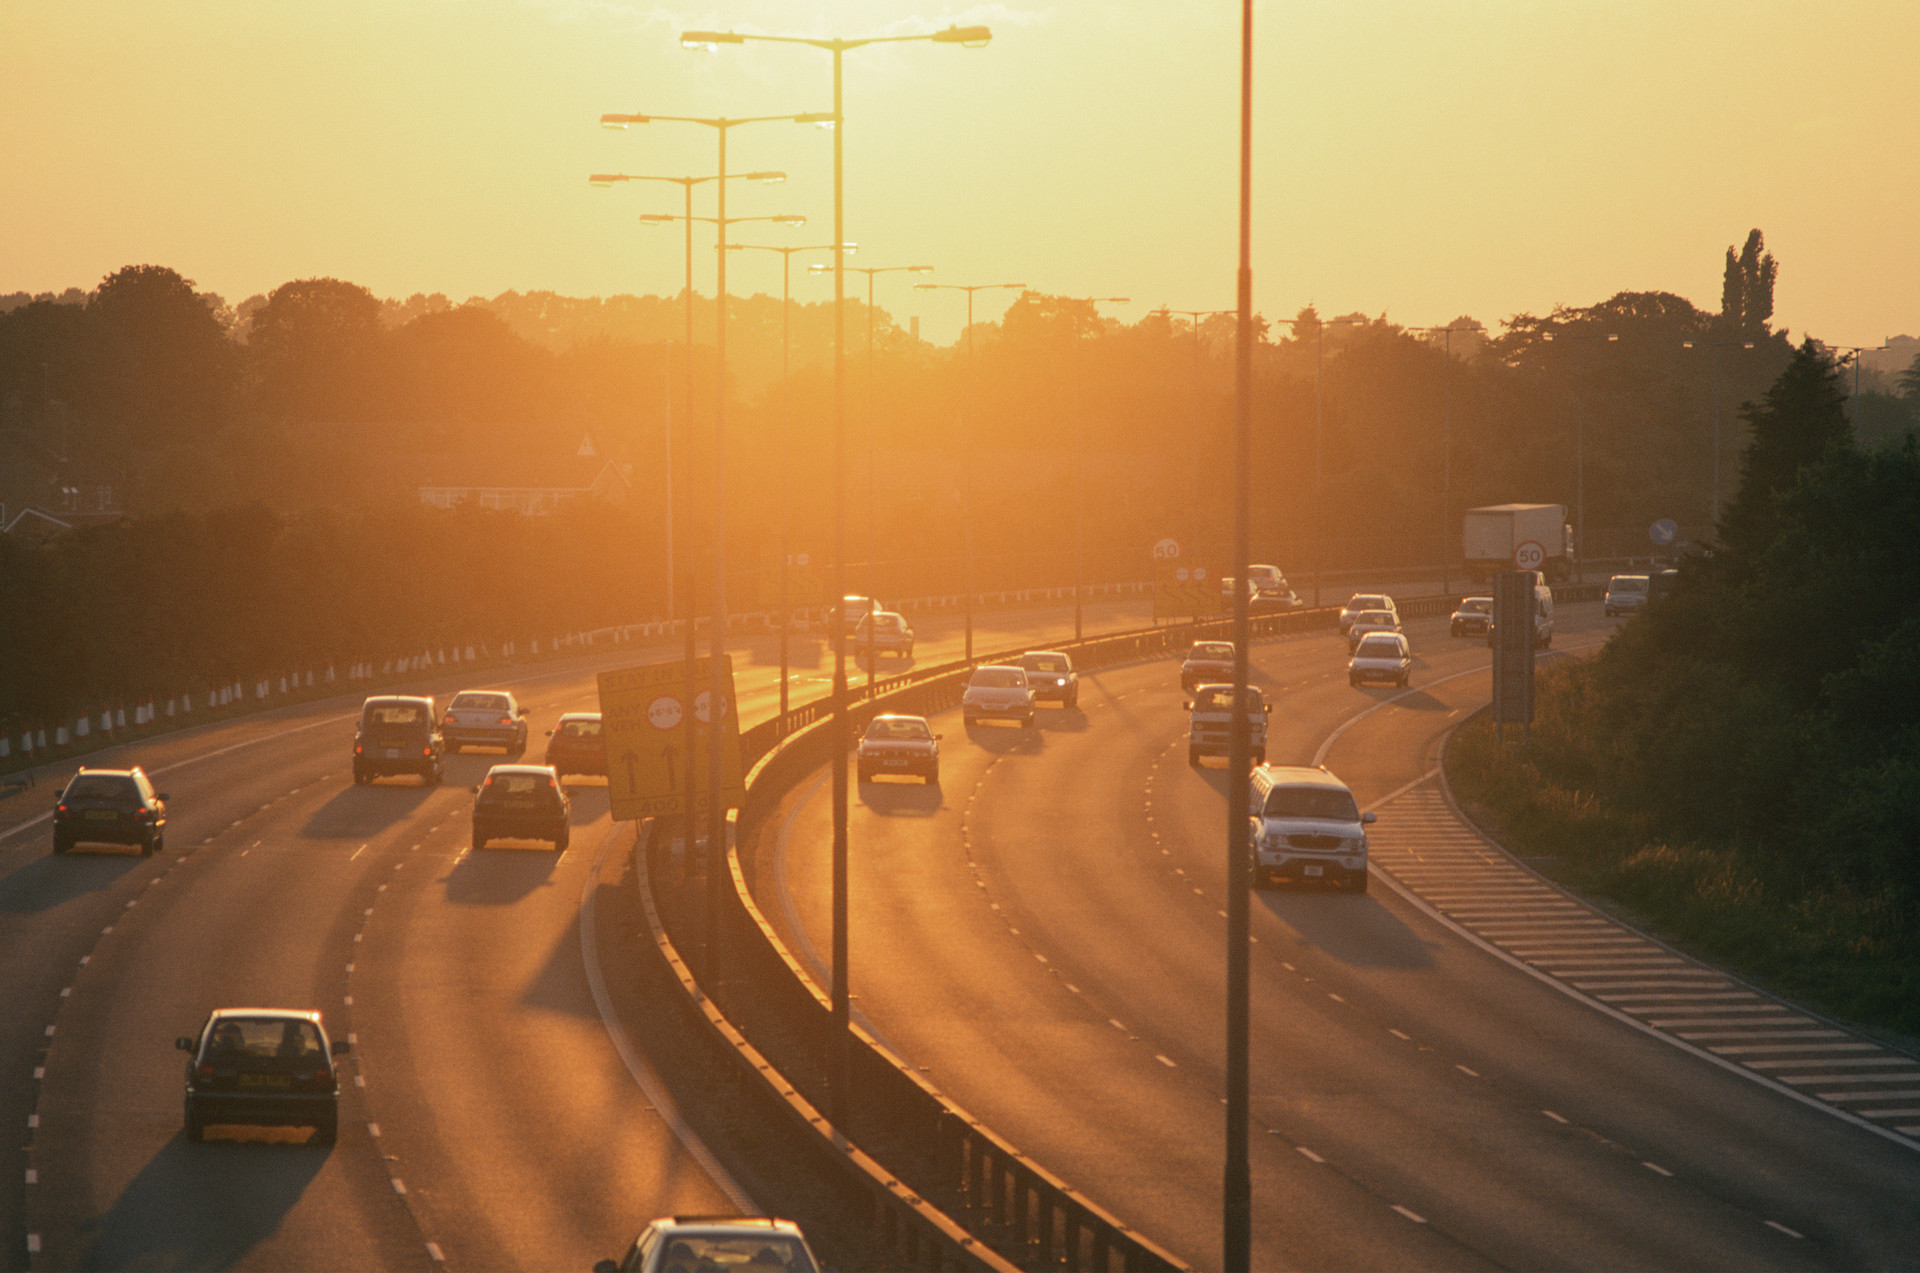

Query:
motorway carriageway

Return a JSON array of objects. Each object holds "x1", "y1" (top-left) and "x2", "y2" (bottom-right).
[
  {"x1": 759, "y1": 602, "x2": 1920, "y2": 1271},
  {"x1": 0, "y1": 596, "x2": 1148, "y2": 1273}
]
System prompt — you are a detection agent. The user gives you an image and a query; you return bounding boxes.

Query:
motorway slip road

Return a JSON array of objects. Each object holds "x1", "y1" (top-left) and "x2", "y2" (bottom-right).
[{"x1": 760, "y1": 603, "x2": 1920, "y2": 1271}]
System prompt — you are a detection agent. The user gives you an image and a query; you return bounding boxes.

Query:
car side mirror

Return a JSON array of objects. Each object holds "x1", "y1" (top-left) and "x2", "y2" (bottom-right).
[
  {"x1": 175, "y1": 1037, "x2": 195, "y2": 1052},
  {"x1": 470, "y1": 785, "x2": 481, "y2": 794},
  {"x1": 545, "y1": 730, "x2": 555, "y2": 737},
  {"x1": 1263, "y1": 705, "x2": 1272, "y2": 714},
  {"x1": 593, "y1": 1261, "x2": 620, "y2": 1273},
  {"x1": 933, "y1": 734, "x2": 944, "y2": 740},
  {"x1": 331, "y1": 1039, "x2": 352, "y2": 1055},
  {"x1": 519, "y1": 707, "x2": 528, "y2": 716},
  {"x1": 1362, "y1": 812, "x2": 1377, "y2": 824},
  {"x1": 1183, "y1": 701, "x2": 1193, "y2": 711},
  {"x1": 157, "y1": 792, "x2": 171, "y2": 801}
]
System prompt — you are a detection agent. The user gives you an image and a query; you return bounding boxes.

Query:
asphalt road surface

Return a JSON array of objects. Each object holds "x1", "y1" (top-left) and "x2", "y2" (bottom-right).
[
  {"x1": 762, "y1": 603, "x2": 1920, "y2": 1271},
  {"x1": 0, "y1": 597, "x2": 1147, "y2": 1272}
]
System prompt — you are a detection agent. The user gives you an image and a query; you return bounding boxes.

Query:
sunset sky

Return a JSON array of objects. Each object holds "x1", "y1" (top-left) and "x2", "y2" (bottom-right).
[{"x1": 7, "y1": 1, "x2": 1918, "y2": 349}]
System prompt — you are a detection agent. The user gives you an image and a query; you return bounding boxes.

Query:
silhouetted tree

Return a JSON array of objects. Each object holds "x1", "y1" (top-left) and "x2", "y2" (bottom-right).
[
  {"x1": 1720, "y1": 228, "x2": 1778, "y2": 337},
  {"x1": 88, "y1": 264, "x2": 234, "y2": 451},
  {"x1": 1718, "y1": 340, "x2": 1851, "y2": 561},
  {"x1": 248, "y1": 277, "x2": 386, "y2": 422}
]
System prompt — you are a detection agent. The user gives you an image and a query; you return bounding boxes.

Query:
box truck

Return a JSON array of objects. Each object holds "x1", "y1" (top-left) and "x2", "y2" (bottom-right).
[{"x1": 1463, "y1": 504, "x2": 1573, "y2": 582}]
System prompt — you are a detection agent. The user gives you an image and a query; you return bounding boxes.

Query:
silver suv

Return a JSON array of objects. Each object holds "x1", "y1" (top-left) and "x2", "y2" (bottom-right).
[{"x1": 1248, "y1": 765, "x2": 1374, "y2": 892}]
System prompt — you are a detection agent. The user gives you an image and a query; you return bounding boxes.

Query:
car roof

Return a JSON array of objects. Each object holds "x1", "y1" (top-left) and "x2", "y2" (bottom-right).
[
  {"x1": 1020, "y1": 649, "x2": 1070, "y2": 659},
  {"x1": 483, "y1": 764, "x2": 559, "y2": 777},
  {"x1": 1254, "y1": 765, "x2": 1352, "y2": 790},
  {"x1": 869, "y1": 713, "x2": 929, "y2": 725},
  {"x1": 556, "y1": 711, "x2": 602, "y2": 722},
  {"x1": 650, "y1": 1216, "x2": 805, "y2": 1236},
  {"x1": 365, "y1": 695, "x2": 432, "y2": 706},
  {"x1": 73, "y1": 766, "x2": 140, "y2": 777},
  {"x1": 973, "y1": 663, "x2": 1024, "y2": 674},
  {"x1": 451, "y1": 688, "x2": 514, "y2": 696},
  {"x1": 207, "y1": 1007, "x2": 325, "y2": 1025},
  {"x1": 1460, "y1": 595, "x2": 1493, "y2": 604},
  {"x1": 1609, "y1": 574, "x2": 1650, "y2": 584},
  {"x1": 1348, "y1": 593, "x2": 1390, "y2": 603}
]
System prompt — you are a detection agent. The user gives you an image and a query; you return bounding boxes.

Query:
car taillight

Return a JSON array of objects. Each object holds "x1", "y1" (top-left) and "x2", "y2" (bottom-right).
[
  {"x1": 196, "y1": 1063, "x2": 214, "y2": 1081},
  {"x1": 423, "y1": 747, "x2": 433, "y2": 757},
  {"x1": 443, "y1": 714, "x2": 456, "y2": 724},
  {"x1": 56, "y1": 804, "x2": 68, "y2": 816},
  {"x1": 136, "y1": 808, "x2": 154, "y2": 821},
  {"x1": 498, "y1": 716, "x2": 513, "y2": 725},
  {"x1": 354, "y1": 744, "x2": 363, "y2": 755}
]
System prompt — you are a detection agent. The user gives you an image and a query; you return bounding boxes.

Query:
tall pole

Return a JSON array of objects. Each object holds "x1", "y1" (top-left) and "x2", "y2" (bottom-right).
[
  {"x1": 707, "y1": 123, "x2": 730, "y2": 985},
  {"x1": 828, "y1": 43, "x2": 851, "y2": 1131},
  {"x1": 1224, "y1": 0, "x2": 1254, "y2": 1264},
  {"x1": 780, "y1": 250, "x2": 792, "y2": 717},
  {"x1": 1441, "y1": 328, "x2": 1452, "y2": 597},
  {"x1": 1710, "y1": 345, "x2": 1722, "y2": 529},
  {"x1": 965, "y1": 287, "x2": 976, "y2": 661},
  {"x1": 866, "y1": 270, "x2": 878, "y2": 688},
  {"x1": 1575, "y1": 339, "x2": 1586, "y2": 583},
  {"x1": 1313, "y1": 322, "x2": 1324, "y2": 607},
  {"x1": 664, "y1": 344, "x2": 675, "y2": 625},
  {"x1": 681, "y1": 180, "x2": 699, "y2": 874}
]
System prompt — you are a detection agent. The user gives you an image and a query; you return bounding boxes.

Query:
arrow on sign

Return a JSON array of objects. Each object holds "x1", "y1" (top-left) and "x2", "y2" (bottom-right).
[
  {"x1": 621, "y1": 750, "x2": 641, "y2": 791},
  {"x1": 659, "y1": 743, "x2": 680, "y2": 791}
]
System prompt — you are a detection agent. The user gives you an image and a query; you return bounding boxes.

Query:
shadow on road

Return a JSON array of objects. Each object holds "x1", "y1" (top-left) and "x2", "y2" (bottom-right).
[
  {"x1": 518, "y1": 905, "x2": 599, "y2": 1018},
  {"x1": 1258, "y1": 890, "x2": 1436, "y2": 970},
  {"x1": 0, "y1": 851, "x2": 140, "y2": 913},
  {"x1": 859, "y1": 781, "x2": 943, "y2": 817},
  {"x1": 751, "y1": 636, "x2": 824, "y2": 667},
  {"x1": 962, "y1": 723, "x2": 1044, "y2": 755},
  {"x1": 79, "y1": 1132, "x2": 325, "y2": 1270},
  {"x1": 1037, "y1": 706, "x2": 1089, "y2": 732},
  {"x1": 299, "y1": 783, "x2": 434, "y2": 841},
  {"x1": 443, "y1": 839, "x2": 562, "y2": 905}
]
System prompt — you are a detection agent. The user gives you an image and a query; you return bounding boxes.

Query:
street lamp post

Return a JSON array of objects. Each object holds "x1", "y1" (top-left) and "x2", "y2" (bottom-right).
[
  {"x1": 1680, "y1": 336, "x2": 1756, "y2": 529},
  {"x1": 918, "y1": 282, "x2": 1027, "y2": 662},
  {"x1": 1271, "y1": 314, "x2": 1362, "y2": 607},
  {"x1": 684, "y1": 21, "x2": 991, "y2": 1128},
  {"x1": 590, "y1": 166, "x2": 788, "y2": 866},
  {"x1": 1541, "y1": 328, "x2": 1618, "y2": 579},
  {"x1": 1155, "y1": 307, "x2": 1233, "y2": 593},
  {"x1": 1407, "y1": 322, "x2": 1485, "y2": 595},
  {"x1": 732, "y1": 241, "x2": 853, "y2": 716},
  {"x1": 1060, "y1": 295, "x2": 1129, "y2": 643},
  {"x1": 599, "y1": 109, "x2": 826, "y2": 982}
]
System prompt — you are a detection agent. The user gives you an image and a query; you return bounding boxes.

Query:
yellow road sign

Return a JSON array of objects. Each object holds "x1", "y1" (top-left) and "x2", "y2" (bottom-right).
[{"x1": 598, "y1": 655, "x2": 746, "y2": 822}]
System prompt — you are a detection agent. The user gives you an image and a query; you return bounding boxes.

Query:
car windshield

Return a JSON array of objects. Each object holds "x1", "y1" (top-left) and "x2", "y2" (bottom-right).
[
  {"x1": 1264, "y1": 787, "x2": 1361, "y2": 820},
  {"x1": 365, "y1": 703, "x2": 425, "y2": 727},
  {"x1": 1610, "y1": 577, "x2": 1649, "y2": 593},
  {"x1": 1461, "y1": 598, "x2": 1492, "y2": 614},
  {"x1": 1356, "y1": 612, "x2": 1394, "y2": 626},
  {"x1": 656, "y1": 1233, "x2": 816, "y2": 1273},
  {"x1": 1021, "y1": 654, "x2": 1069, "y2": 673},
  {"x1": 865, "y1": 718, "x2": 932, "y2": 742},
  {"x1": 1192, "y1": 685, "x2": 1261, "y2": 711},
  {"x1": 1356, "y1": 637, "x2": 1402, "y2": 656},
  {"x1": 858, "y1": 614, "x2": 903, "y2": 631},
  {"x1": 64, "y1": 774, "x2": 137, "y2": 801},
  {"x1": 205, "y1": 1017, "x2": 324, "y2": 1062},
  {"x1": 560, "y1": 719, "x2": 602, "y2": 738},
  {"x1": 971, "y1": 668, "x2": 1028, "y2": 689},
  {"x1": 1190, "y1": 643, "x2": 1233, "y2": 661},
  {"x1": 451, "y1": 693, "x2": 509, "y2": 711},
  {"x1": 1350, "y1": 595, "x2": 1389, "y2": 610}
]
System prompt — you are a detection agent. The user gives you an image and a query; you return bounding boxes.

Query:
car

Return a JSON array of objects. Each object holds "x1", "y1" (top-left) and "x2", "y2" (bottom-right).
[
  {"x1": 470, "y1": 764, "x2": 571, "y2": 851},
  {"x1": 1247, "y1": 765, "x2": 1374, "y2": 892},
  {"x1": 1648, "y1": 568, "x2": 1680, "y2": 601},
  {"x1": 1349, "y1": 633, "x2": 1413, "y2": 686},
  {"x1": 1450, "y1": 595, "x2": 1493, "y2": 638},
  {"x1": 1605, "y1": 574, "x2": 1651, "y2": 617},
  {"x1": 856, "y1": 713, "x2": 940, "y2": 783},
  {"x1": 1247, "y1": 564, "x2": 1304, "y2": 611},
  {"x1": 441, "y1": 689, "x2": 529, "y2": 753},
  {"x1": 1180, "y1": 640, "x2": 1235, "y2": 691},
  {"x1": 851, "y1": 610, "x2": 915, "y2": 660},
  {"x1": 1187, "y1": 682, "x2": 1270, "y2": 766},
  {"x1": 962, "y1": 665, "x2": 1036, "y2": 728},
  {"x1": 1346, "y1": 609, "x2": 1403, "y2": 652},
  {"x1": 1339, "y1": 593, "x2": 1399, "y2": 635},
  {"x1": 1018, "y1": 650, "x2": 1079, "y2": 708},
  {"x1": 827, "y1": 594, "x2": 881, "y2": 638},
  {"x1": 353, "y1": 695, "x2": 444, "y2": 785},
  {"x1": 594, "y1": 1216, "x2": 821, "y2": 1273},
  {"x1": 52, "y1": 766, "x2": 168, "y2": 855},
  {"x1": 545, "y1": 712, "x2": 607, "y2": 780},
  {"x1": 177, "y1": 1008, "x2": 349, "y2": 1144}
]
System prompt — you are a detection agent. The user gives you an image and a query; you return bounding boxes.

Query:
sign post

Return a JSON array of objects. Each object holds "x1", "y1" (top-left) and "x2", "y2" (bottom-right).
[
  {"x1": 1491, "y1": 570, "x2": 1536, "y2": 743},
  {"x1": 598, "y1": 656, "x2": 746, "y2": 822}
]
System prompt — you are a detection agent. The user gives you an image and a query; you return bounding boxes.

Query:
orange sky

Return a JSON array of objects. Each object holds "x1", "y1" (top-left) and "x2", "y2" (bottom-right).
[{"x1": 6, "y1": 2, "x2": 1918, "y2": 349}]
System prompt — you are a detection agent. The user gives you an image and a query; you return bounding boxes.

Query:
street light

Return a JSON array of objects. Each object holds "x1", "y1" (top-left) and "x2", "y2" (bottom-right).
[
  {"x1": 1155, "y1": 307, "x2": 1233, "y2": 599},
  {"x1": 1407, "y1": 322, "x2": 1486, "y2": 595},
  {"x1": 685, "y1": 19, "x2": 991, "y2": 1130},
  {"x1": 589, "y1": 166, "x2": 788, "y2": 866},
  {"x1": 1057, "y1": 295, "x2": 1130, "y2": 643},
  {"x1": 1680, "y1": 336, "x2": 1756, "y2": 528},
  {"x1": 918, "y1": 282, "x2": 1028, "y2": 661},
  {"x1": 732, "y1": 240, "x2": 855, "y2": 715},
  {"x1": 1541, "y1": 328, "x2": 1619, "y2": 579},
  {"x1": 814, "y1": 261, "x2": 934, "y2": 687},
  {"x1": 599, "y1": 108, "x2": 828, "y2": 981},
  {"x1": 1271, "y1": 314, "x2": 1364, "y2": 607}
]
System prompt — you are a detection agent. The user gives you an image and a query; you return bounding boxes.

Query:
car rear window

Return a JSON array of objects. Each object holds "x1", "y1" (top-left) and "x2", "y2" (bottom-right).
[
  {"x1": 205, "y1": 1017, "x2": 323, "y2": 1061},
  {"x1": 971, "y1": 668, "x2": 1027, "y2": 689},
  {"x1": 1192, "y1": 686, "x2": 1262, "y2": 711},
  {"x1": 1609, "y1": 577, "x2": 1649, "y2": 593},
  {"x1": 1263, "y1": 787, "x2": 1361, "y2": 820},
  {"x1": 866, "y1": 718, "x2": 931, "y2": 741},
  {"x1": 1190, "y1": 643, "x2": 1233, "y2": 660},
  {"x1": 1021, "y1": 654, "x2": 1069, "y2": 673},
  {"x1": 64, "y1": 775, "x2": 137, "y2": 801},
  {"x1": 452, "y1": 693, "x2": 510, "y2": 711},
  {"x1": 365, "y1": 703, "x2": 426, "y2": 727},
  {"x1": 1356, "y1": 611, "x2": 1394, "y2": 625},
  {"x1": 659, "y1": 1234, "x2": 816, "y2": 1273},
  {"x1": 559, "y1": 719, "x2": 602, "y2": 738},
  {"x1": 1462, "y1": 598, "x2": 1492, "y2": 613},
  {"x1": 1356, "y1": 637, "x2": 1402, "y2": 656},
  {"x1": 487, "y1": 772, "x2": 551, "y2": 796}
]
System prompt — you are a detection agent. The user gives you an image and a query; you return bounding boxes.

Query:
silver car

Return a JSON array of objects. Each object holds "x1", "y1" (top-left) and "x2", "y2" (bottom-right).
[
  {"x1": 1339, "y1": 593, "x2": 1398, "y2": 634},
  {"x1": 1605, "y1": 574, "x2": 1650, "y2": 617},
  {"x1": 1349, "y1": 632, "x2": 1412, "y2": 687},
  {"x1": 962, "y1": 665, "x2": 1036, "y2": 728},
  {"x1": 441, "y1": 690, "x2": 529, "y2": 754},
  {"x1": 1346, "y1": 610, "x2": 1403, "y2": 652}
]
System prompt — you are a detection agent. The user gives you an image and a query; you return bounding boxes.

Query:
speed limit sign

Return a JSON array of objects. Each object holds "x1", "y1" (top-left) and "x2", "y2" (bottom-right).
[{"x1": 1513, "y1": 540, "x2": 1546, "y2": 571}]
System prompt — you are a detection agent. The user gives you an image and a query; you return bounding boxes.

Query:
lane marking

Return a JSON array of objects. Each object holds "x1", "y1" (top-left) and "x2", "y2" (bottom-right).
[
  {"x1": 1765, "y1": 1221, "x2": 1804, "y2": 1239},
  {"x1": 427, "y1": 1242, "x2": 446, "y2": 1262},
  {"x1": 1296, "y1": 1147, "x2": 1325, "y2": 1164},
  {"x1": 392, "y1": 1178, "x2": 407, "y2": 1195},
  {"x1": 1542, "y1": 1109, "x2": 1568, "y2": 1124},
  {"x1": 1392, "y1": 1204, "x2": 1427, "y2": 1224},
  {"x1": 1154, "y1": 1054, "x2": 1177, "y2": 1068},
  {"x1": 1642, "y1": 1161, "x2": 1673, "y2": 1177}
]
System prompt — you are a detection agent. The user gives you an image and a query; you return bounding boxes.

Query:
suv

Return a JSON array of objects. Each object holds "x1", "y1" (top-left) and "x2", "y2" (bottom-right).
[
  {"x1": 1248, "y1": 766, "x2": 1374, "y2": 892},
  {"x1": 353, "y1": 696, "x2": 443, "y2": 785},
  {"x1": 52, "y1": 767, "x2": 168, "y2": 855},
  {"x1": 545, "y1": 712, "x2": 607, "y2": 780},
  {"x1": 1018, "y1": 650, "x2": 1079, "y2": 708},
  {"x1": 962, "y1": 665, "x2": 1036, "y2": 728},
  {"x1": 176, "y1": 1008, "x2": 349, "y2": 1144},
  {"x1": 856, "y1": 714, "x2": 940, "y2": 784},
  {"x1": 441, "y1": 690, "x2": 529, "y2": 753},
  {"x1": 471, "y1": 764, "x2": 571, "y2": 850},
  {"x1": 595, "y1": 1217, "x2": 820, "y2": 1273},
  {"x1": 851, "y1": 610, "x2": 915, "y2": 660},
  {"x1": 1187, "y1": 682, "x2": 1270, "y2": 766},
  {"x1": 1605, "y1": 574, "x2": 1650, "y2": 617}
]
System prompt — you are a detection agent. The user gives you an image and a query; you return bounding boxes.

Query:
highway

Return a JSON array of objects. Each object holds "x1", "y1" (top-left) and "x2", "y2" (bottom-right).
[
  {"x1": 0, "y1": 598, "x2": 1145, "y2": 1272},
  {"x1": 760, "y1": 603, "x2": 1920, "y2": 1271}
]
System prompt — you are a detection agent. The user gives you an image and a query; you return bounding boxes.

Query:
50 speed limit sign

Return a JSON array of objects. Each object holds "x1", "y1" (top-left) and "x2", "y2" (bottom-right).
[{"x1": 1513, "y1": 540, "x2": 1546, "y2": 571}]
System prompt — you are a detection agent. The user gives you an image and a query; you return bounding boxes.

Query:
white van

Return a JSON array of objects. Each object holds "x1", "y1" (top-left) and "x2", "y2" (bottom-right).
[
  {"x1": 1186, "y1": 683, "x2": 1270, "y2": 767},
  {"x1": 1486, "y1": 578, "x2": 1554, "y2": 649}
]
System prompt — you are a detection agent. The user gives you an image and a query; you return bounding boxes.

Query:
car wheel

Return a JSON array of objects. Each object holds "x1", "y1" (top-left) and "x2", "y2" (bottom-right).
[
  {"x1": 554, "y1": 828, "x2": 569, "y2": 852},
  {"x1": 1348, "y1": 871, "x2": 1369, "y2": 894},
  {"x1": 1066, "y1": 690, "x2": 1079, "y2": 709},
  {"x1": 926, "y1": 768, "x2": 939, "y2": 785},
  {"x1": 184, "y1": 1109, "x2": 205, "y2": 1143},
  {"x1": 1252, "y1": 750, "x2": 1265, "y2": 766},
  {"x1": 51, "y1": 833, "x2": 71, "y2": 855},
  {"x1": 1023, "y1": 716, "x2": 1036, "y2": 730},
  {"x1": 426, "y1": 763, "x2": 442, "y2": 787},
  {"x1": 472, "y1": 828, "x2": 487, "y2": 852},
  {"x1": 140, "y1": 835, "x2": 157, "y2": 857},
  {"x1": 513, "y1": 730, "x2": 527, "y2": 755},
  {"x1": 151, "y1": 833, "x2": 165, "y2": 854},
  {"x1": 963, "y1": 715, "x2": 977, "y2": 727},
  {"x1": 1348, "y1": 674, "x2": 1358, "y2": 686},
  {"x1": 1188, "y1": 747, "x2": 1201, "y2": 766},
  {"x1": 312, "y1": 1115, "x2": 337, "y2": 1146}
]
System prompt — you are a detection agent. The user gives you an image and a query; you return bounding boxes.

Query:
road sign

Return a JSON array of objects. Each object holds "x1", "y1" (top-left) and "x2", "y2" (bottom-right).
[
  {"x1": 1152, "y1": 537, "x2": 1182, "y2": 561},
  {"x1": 1649, "y1": 518, "x2": 1678, "y2": 546},
  {"x1": 1513, "y1": 540, "x2": 1546, "y2": 571},
  {"x1": 598, "y1": 655, "x2": 745, "y2": 822}
]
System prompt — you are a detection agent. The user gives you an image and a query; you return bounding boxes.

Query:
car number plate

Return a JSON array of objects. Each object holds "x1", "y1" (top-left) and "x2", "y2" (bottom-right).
[
  {"x1": 385, "y1": 748, "x2": 401, "y2": 759},
  {"x1": 85, "y1": 810, "x2": 118, "y2": 821},
  {"x1": 1303, "y1": 864, "x2": 1324, "y2": 877},
  {"x1": 238, "y1": 1073, "x2": 291, "y2": 1088}
]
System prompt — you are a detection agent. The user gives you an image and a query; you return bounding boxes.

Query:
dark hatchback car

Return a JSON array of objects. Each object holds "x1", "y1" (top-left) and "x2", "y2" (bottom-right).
[
  {"x1": 545, "y1": 712, "x2": 607, "y2": 781},
  {"x1": 177, "y1": 1008, "x2": 349, "y2": 1144},
  {"x1": 471, "y1": 764, "x2": 571, "y2": 851},
  {"x1": 353, "y1": 695, "x2": 443, "y2": 785},
  {"x1": 53, "y1": 767, "x2": 168, "y2": 855}
]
